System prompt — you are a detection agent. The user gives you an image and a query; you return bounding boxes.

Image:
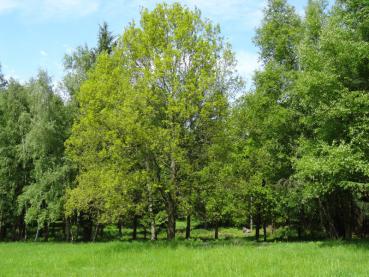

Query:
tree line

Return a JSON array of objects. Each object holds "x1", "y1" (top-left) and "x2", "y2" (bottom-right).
[{"x1": 0, "y1": 0, "x2": 368, "y2": 242}]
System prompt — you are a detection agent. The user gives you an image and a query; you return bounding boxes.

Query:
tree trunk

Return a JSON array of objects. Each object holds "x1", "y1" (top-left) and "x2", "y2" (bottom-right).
[
  {"x1": 148, "y1": 184, "x2": 157, "y2": 241},
  {"x1": 3, "y1": 225, "x2": 7, "y2": 241},
  {"x1": 167, "y1": 194, "x2": 176, "y2": 240},
  {"x1": 24, "y1": 224, "x2": 27, "y2": 241},
  {"x1": 65, "y1": 219, "x2": 71, "y2": 242},
  {"x1": 317, "y1": 199, "x2": 327, "y2": 235},
  {"x1": 263, "y1": 222, "x2": 267, "y2": 242},
  {"x1": 35, "y1": 227, "x2": 40, "y2": 241},
  {"x1": 50, "y1": 223, "x2": 55, "y2": 239},
  {"x1": 344, "y1": 195, "x2": 352, "y2": 240},
  {"x1": 271, "y1": 219, "x2": 275, "y2": 235},
  {"x1": 150, "y1": 218, "x2": 157, "y2": 241},
  {"x1": 118, "y1": 221, "x2": 122, "y2": 238},
  {"x1": 298, "y1": 208, "x2": 304, "y2": 240},
  {"x1": 83, "y1": 222, "x2": 92, "y2": 241},
  {"x1": 318, "y1": 198, "x2": 338, "y2": 239},
  {"x1": 186, "y1": 214, "x2": 191, "y2": 239},
  {"x1": 92, "y1": 224, "x2": 99, "y2": 242},
  {"x1": 81, "y1": 215, "x2": 93, "y2": 241},
  {"x1": 75, "y1": 215, "x2": 80, "y2": 242},
  {"x1": 167, "y1": 157, "x2": 177, "y2": 240},
  {"x1": 297, "y1": 225, "x2": 302, "y2": 240},
  {"x1": 255, "y1": 211, "x2": 261, "y2": 241},
  {"x1": 132, "y1": 216, "x2": 138, "y2": 240},
  {"x1": 249, "y1": 196, "x2": 253, "y2": 232},
  {"x1": 13, "y1": 216, "x2": 25, "y2": 241},
  {"x1": 44, "y1": 223, "x2": 49, "y2": 242},
  {"x1": 21, "y1": 221, "x2": 26, "y2": 240},
  {"x1": 100, "y1": 225, "x2": 104, "y2": 239},
  {"x1": 11, "y1": 223, "x2": 17, "y2": 241},
  {"x1": 0, "y1": 220, "x2": 5, "y2": 241},
  {"x1": 145, "y1": 159, "x2": 158, "y2": 241},
  {"x1": 151, "y1": 219, "x2": 157, "y2": 241},
  {"x1": 214, "y1": 223, "x2": 219, "y2": 240}
]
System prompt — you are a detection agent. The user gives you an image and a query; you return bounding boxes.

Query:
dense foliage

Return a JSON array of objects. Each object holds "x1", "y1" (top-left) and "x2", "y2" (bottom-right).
[{"x1": 0, "y1": 0, "x2": 368, "y2": 241}]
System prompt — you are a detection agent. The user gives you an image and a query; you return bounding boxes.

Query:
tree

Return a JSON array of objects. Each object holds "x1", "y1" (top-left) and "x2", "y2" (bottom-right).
[
  {"x1": 17, "y1": 71, "x2": 73, "y2": 241},
  {"x1": 63, "y1": 22, "x2": 116, "y2": 103},
  {"x1": 63, "y1": 45, "x2": 96, "y2": 101},
  {"x1": 66, "y1": 3, "x2": 240, "y2": 240},
  {"x1": 2, "y1": 0, "x2": 369, "y2": 242},
  {"x1": 0, "y1": 64, "x2": 7, "y2": 88},
  {"x1": 0, "y1": 80, "x2": 31, "y2": 240},
  {"x1": 199, "y1": 116, "x2": 237, "y2": 239},
  {"x1": 254, "y1": 0, "x2": 302, "y2": 69},
  {"x1": 292, "y1": 0, "x2": 369, "y2": 239},
  {"x1": 232, "y1": 0, "x2": 302, "y2": 240},
  {"x1": 62, "y1": 22, "x2": 117, "y2": 241},
  {"x1": 96, "y1": 22, "x2": 116, "y2": 54}
]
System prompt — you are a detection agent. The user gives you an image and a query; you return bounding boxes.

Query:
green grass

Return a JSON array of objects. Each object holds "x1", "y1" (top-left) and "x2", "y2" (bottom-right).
[{"x1": 1, "y1": 239, "x2": 369, "y2": 276}]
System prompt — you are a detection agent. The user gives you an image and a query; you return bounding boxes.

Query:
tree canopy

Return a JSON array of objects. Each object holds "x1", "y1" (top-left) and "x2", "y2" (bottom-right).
[{"x1": 0, "y1": 0, "x2": 368, "y2": 242}]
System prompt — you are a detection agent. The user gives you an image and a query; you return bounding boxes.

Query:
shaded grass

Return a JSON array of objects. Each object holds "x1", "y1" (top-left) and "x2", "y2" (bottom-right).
[{"x1": 1, "y1": 239, "x2": 369, "y2": 276}]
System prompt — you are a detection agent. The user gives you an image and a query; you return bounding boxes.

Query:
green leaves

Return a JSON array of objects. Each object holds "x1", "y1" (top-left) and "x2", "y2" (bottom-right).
[
  {"x1": 2, "y1": 0, "x2": 369, "y2": 241},
  {"x1": 255, "y1": 0, "x2": 302, "y2": 69},
  {"x1": 65, "y1": 3, "x2": 239, "y2": 235},
  {"x1": 0, "y1": 71, "x2": 73, "y2": 234}
]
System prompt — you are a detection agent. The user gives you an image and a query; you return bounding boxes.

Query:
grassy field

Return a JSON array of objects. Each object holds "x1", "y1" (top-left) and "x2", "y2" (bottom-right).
[{"x1": 1, "y1": 238, "x2": 369, "y2": 276}]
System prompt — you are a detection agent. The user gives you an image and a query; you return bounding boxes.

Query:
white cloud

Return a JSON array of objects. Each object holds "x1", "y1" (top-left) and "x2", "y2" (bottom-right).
[
  {"x1": 41, "y1": 0, "x2": 99, "y2": 17},
  {"x1": 173, "y1": 0, "x2": 265, "y2": 30},
  {"x1": 0, "y1": 0, "x2": 18, "y2": 13},
  {"x1": 186, "y1": 0, "x2": 264, "y2": 23},
  {"x1": 63, "y1": 44, "x2": 74, "y2": 55},
  {"x1": 0, "y1": 0, "x2": 265, "y2": 28},
  {"x1": 3, "y1": 67, "x2": 24, "y2": 83},
  {"x1": 2, "y1": 0, "x2": 268, "y2": 84},
  {"x1": 0, "y1": 0, "x2": 99, "y2": 19},
  {"x1": 111, "y1": 0, "x2": 266, "y2": 30},
  {"x1": 235, "y1": 50, "x2": 261, "y2": 88}
]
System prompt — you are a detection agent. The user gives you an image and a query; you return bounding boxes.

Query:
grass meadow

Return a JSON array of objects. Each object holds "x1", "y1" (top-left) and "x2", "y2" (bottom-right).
[{"x1": 1, "y1": 230, "x2": 369, "y2": 276}]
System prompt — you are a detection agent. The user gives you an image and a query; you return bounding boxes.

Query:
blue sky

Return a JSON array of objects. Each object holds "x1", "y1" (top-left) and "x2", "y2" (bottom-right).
[{"x1": 0, "y1": 0, "x2": 321, "y2": 86}]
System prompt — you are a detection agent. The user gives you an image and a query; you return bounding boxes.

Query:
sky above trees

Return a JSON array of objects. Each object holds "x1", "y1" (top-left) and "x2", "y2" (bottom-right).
[{"x1": 0, "y1": 0, "x2": 331, "y2": 86}]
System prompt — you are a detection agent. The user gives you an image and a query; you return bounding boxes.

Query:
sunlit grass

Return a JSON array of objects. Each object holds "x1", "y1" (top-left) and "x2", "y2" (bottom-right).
[{"x1": 1, "y1": 238, "x2": 368, "y2": 276}]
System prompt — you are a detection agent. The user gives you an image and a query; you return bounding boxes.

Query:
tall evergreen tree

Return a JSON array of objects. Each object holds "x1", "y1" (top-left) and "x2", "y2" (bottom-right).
[{"x1": 96, "y1": 22, "x2": 116, "y2": 54}]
